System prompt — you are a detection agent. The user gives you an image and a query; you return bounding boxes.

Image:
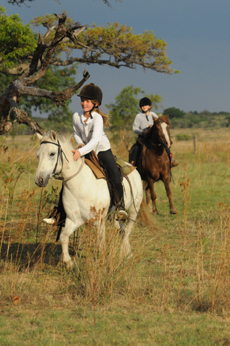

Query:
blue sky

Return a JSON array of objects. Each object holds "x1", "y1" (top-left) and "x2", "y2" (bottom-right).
[{"x1": 3, "y1": 0, "x2": 230, "y2": 114}]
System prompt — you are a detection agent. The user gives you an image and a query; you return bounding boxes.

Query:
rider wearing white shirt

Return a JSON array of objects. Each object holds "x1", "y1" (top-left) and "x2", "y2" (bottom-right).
[
  {"x1": 73, "y1": 110, "x2": 110, "y2": 156},
  {"x1": 72, "y1": 83, "x2": 127, "y2": 219},
  {"x1": 133, "y1": 110, "x2": 158, "y2": 136},
  {"x1": 130, "y1": 97, "x2": 178, "y2": 167},
  {"x1": 43, "y1": 83, "x2": 128, "y2": 226}
]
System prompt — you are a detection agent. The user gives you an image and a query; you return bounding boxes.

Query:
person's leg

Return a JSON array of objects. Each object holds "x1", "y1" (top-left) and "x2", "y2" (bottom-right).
[
  {"x1": 130, "y1": 140, "x2": 142, "y2": 166},
  {"x1": 98, "y1": 149, "x2": 128, "y2": 219},
  {"x1": 43, "y1": 184, "x2": 66, "y2": 225},
  {"x1": 165, "y1": 147, "x2": 179, "y2": 167}
]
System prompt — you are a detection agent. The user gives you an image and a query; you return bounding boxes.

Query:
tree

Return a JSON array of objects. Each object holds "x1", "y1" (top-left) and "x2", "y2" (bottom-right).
[
  {"x1": 8, "y1": 0, "x2": 112, "y2": 5},
  {"x1": 106, "y1": 86, "x2": 162, "y2": 131},
  {"x1": 163, "y1": 107, "x2": 185, "y2": 119},
  {"x1": 0, "y1": 7, "x2": 178, "y2": 135}
]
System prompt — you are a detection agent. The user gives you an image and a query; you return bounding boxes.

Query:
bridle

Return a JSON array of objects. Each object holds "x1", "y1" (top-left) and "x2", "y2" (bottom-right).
[
  {"x1": 40, "y1": 139, "x2": 84, "y2": 182},
  {"x1": 147, "y1": 122, "x2": 168, "y2": 148}
]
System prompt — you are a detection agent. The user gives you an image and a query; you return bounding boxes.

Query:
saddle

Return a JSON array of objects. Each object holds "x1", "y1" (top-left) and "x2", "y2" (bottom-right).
[
  {"x1": 85, "y1": 151, "x2": 135, "y2": 180},
  {"x1": 85, "y1": 151, "x2": 136, "y2": 207}
]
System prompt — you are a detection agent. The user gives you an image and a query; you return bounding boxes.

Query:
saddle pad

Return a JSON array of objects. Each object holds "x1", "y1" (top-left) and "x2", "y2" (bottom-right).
[
  {"x1": 116, "y1": 157, "x2": 136, "y2": 175},
  {"x1": 85, "y1": 159, "x2": 106, "y2": 179},
  {"x1": 85, "y1": 156, "x2": 136, "y2": 180}
]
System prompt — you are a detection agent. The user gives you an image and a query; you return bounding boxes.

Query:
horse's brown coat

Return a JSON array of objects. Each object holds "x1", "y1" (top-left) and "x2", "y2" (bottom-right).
[{"x1": 139, "y1": 115, "x2": 176, "y2": 215}]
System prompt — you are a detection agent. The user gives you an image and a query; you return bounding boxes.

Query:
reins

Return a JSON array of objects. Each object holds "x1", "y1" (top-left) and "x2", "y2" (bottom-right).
[
  {"x1": 146, "y1": 121, "x2": 175, "y2": 183},
  {"x1": 40, "y1": 139, "x2": 84, "y2": 182},
  {"x1": 147, "y1": 123, "x2": 165, "y2": 148}
]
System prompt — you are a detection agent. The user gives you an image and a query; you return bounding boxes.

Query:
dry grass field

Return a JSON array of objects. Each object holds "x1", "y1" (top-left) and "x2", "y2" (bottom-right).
[{"x1": 1, "y1": 128, "x2": 230, "y2": 345}]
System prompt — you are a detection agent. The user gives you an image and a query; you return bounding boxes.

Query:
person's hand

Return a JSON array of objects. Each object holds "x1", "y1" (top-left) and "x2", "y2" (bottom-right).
[
  {"x1": 72, "y1": 149, "x2": 81, "y2": 161},
  {"x1": 142, "y1": 126, "x2": 152, "y2": 135}
]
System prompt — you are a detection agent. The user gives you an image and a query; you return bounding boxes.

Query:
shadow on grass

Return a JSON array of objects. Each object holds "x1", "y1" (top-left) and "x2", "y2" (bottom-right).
[{"x1": 0, "y1": 241, "x2": 76, "y2": 269}]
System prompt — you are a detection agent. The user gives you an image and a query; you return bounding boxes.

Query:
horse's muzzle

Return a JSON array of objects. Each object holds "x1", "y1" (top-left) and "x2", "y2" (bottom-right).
[{"x1": 34, "y1": 175, "x2": 49, "y2": 187}]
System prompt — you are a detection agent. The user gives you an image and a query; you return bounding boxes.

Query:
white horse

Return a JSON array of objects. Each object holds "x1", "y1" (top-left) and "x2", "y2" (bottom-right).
[{"x1": 34, "y1": 131, "x2": 143, "y2": 267}]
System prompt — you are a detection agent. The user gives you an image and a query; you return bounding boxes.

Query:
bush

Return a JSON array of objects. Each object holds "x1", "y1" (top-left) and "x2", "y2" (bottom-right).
[{"x1": 176, "y1": 134, "x2": 193, "y2": 141}]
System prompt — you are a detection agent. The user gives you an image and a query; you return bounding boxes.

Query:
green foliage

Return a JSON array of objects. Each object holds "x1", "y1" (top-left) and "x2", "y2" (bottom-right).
[
  {"x1": 0, "y1": 7, "x2": 78, "y2": 122},
  {"x1": 20, "y1": 65, "x2": 77, "y2": 122},
  {"x1": 106, "y1": 85, "x2": 162, "y2": 131},
  {"x1": 79, "y1": 23, "x2": 178, "y2": 73},
  {"x1": 167, "y1": 110, "x2": 230, "y2": 129},
  {"x1": 0, "y1": 6, "x2": 37, "y2": 68},
  {"x1": 163, "y1": 107, "x2": 186, "y2": 119},
  {"x1": 31, "y1": 15, "x2": 178, "y2": 73},
  {"x1": 176, "y1": 134, "x2": 193, "y2": 141},
  {"x1": 106, "y1": 86, "x2": 142, "y2": 130}
]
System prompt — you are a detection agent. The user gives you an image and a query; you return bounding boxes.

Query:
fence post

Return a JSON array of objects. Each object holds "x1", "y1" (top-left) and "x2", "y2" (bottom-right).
[{"x1": 193, "y1": 134, "x2": 197, "y2": 154}]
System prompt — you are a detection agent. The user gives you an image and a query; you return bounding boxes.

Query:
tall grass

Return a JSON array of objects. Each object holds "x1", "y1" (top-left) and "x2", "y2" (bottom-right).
[{"x1": 0, "y1": 129, "x2": 230, "y2": 319}]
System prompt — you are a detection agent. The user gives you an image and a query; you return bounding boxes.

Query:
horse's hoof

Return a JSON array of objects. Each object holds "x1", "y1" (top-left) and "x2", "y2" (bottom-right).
[
  {"x1": 170, "y1": 210, "x2": 177, "y2": 215},
  {"x1": 64, "y1": 260, "x2": 74, "y2": 269},
  {"x1": 152, "y1": 210, "x2": 159, "y2": 215}
]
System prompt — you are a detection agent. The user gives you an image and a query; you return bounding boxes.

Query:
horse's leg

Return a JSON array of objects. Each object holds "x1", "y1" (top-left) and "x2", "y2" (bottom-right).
[
  {"x1": 120, "y1": 189, "x2": 143, "y2": 256},
  {"x1": 163, "y1": 177, "x2": 177, "y2": 214},
  {"x1": 93, "y1": 209, "x2": 106, "y2": 251},
  {"x1": 59, "y1": 218, "x2": 80, "y2": 268},
  {"x1": 147, "y1": 178, "x2": 158, "y2": 215},
  {"x1": 120, "y1": 216, "x2": 136, "y2": 256},
  {"x1": 144, "y1": 182, "x2": 152, "y2": 210}
]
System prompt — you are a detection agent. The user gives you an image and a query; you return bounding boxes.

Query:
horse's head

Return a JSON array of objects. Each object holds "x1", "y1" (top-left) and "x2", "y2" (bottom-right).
[
  {"x1": 150, "y1": 115, "x2": 171, "y2": 148},
  {"x1": 34, "y1": 130, "x2": 65, "y2": 187}
]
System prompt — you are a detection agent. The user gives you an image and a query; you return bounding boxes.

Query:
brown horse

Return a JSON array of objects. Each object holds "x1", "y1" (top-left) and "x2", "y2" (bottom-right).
[{"x1": 130, "y1": 115, "x2": 176, "y2": 215}]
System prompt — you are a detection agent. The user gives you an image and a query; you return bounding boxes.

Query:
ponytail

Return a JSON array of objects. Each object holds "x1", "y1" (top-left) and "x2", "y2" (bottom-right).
[{"x1": 92, "y1": 101, "x2": 110, "y2": 127}]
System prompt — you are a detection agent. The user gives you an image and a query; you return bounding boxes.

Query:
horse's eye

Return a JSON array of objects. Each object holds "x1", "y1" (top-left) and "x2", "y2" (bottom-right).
[{"x1": 50, "y1": 153, "x2": 55, "y2": 157}]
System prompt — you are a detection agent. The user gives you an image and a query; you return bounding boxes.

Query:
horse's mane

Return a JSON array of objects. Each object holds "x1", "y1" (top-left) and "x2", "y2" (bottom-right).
[
  {"x1": 145, "y1": 115, "x2": 170, "y2": 142},
  {"x1": 155, "y1": 115, "x2": 170, "y2": 126},
  {"x1": 45, "y1": 131, "x2": 75, "y2": 150}
]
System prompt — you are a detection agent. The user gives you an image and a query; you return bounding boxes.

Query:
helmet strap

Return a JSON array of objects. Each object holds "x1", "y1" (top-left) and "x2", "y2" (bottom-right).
[
  {"x1": 142, "y1": 109, "x2": 151, "y2": 115},
  {"x1": 89, "y1": 104, "x2": 98, "y2": 118}
]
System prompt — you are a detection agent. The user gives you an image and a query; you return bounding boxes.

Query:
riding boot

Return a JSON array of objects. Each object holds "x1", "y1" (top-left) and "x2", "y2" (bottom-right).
[
  {"x1": 43, "y1": 185, "x2": 66, "y2": 229},
  {"x1": 166, "y1": 148, "x2": 179, "y2": 168},
  {"x1": 113, "y1": 182, "x2": 128, "y2": 221},
  {"x1": 130, "y1": 142, "x2": 140, "y2": 166},
  {"x1": 171, "y1": 157, "x2": 179, "y2": 167}
]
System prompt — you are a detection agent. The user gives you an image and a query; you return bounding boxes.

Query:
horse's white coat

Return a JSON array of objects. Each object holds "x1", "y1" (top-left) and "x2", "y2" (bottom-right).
[{"x1": 35, "y1": 131, "x2": 143, "y2": 267}]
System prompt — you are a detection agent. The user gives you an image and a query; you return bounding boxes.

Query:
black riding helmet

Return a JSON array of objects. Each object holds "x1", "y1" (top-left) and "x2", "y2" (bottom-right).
[
  {"x1": 78, "y1": 83, "x2": 103, "y2": 105},
  {"x1": 139, "y1": 97, "x2": 152, "y2": 108}
]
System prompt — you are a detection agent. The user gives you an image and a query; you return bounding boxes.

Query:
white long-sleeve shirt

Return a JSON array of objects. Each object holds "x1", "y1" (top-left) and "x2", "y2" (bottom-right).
[
  {"x1": 72, "y1": 110, "x2": 110, "y2": 156},
  {"x1": 133, "y1": 111, "x2": 158, "y2": 136}
]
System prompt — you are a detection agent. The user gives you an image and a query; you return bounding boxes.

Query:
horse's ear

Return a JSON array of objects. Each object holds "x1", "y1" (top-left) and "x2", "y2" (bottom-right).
[
  {"x1": 165, "y1": 114, "x2": 170, "y2": 125},
  {"x1": 50, "y1": 130, "x2": 57, "y2": 141},
  {"x1": 36, "y1": 132, "x2": 43, "y2": 141}
]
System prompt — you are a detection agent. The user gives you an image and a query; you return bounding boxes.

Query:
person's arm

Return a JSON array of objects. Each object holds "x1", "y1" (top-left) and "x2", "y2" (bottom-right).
[
  {"x1": 152, "y1": 112, "x2": 159, "y2": 119},
  {"x1": 73, "y1": 113, "x2": 84, "y2": 145},
  {"x1": 133, "y1": 114, "x2": 142, "y2": 136}
]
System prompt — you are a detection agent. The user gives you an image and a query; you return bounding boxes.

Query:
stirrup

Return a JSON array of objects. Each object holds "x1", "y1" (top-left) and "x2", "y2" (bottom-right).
[
  {"x1": 116, "y1": 210, "x2": 128, "y2": 221},
  {"x1": 171, "y1": 158, "x2": 179, "y2": 168}
]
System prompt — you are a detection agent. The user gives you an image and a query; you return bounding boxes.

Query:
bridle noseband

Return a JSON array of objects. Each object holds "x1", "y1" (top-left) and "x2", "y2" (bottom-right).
[
  {"x1": 40, "y1": 139, "x2": 69, "y2": 178},
  {"x1": 147, "y1": 123, "x2": 167, "y2": 148},
  {"x1": 40, "y1": 139, "x2": 85, "y2": 182}
]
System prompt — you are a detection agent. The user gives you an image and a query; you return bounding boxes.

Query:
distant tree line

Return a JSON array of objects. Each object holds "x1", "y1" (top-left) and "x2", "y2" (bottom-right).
[{"x1": 163, "y1": 107, "x2": 230, "y2": 129}]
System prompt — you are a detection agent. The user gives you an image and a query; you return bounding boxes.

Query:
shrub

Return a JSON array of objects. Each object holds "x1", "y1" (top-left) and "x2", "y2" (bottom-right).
[{"x1": 176, "y1": 134, "x2": 193, "y2": 141}]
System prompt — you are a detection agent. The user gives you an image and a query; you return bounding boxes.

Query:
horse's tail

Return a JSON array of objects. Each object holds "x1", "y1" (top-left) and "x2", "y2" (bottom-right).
[{"x1": 138, "y1": 198, "x2": 160, "y2": 232}]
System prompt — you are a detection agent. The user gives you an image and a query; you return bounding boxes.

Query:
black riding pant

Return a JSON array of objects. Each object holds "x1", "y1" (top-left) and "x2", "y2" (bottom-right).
[
  {"x1": 98, "y1": 149, "x2": 123, "y2": 206},
  {"x1": 131, "y1": 140, "x2": 142, "y2": 163}
]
